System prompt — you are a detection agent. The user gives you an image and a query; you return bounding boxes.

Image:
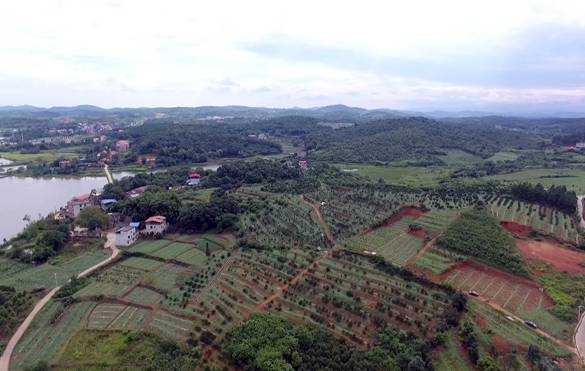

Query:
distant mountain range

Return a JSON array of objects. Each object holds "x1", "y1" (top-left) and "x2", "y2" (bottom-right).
[{"x1": 0, "y1": 104, "x2": 583, "y2": 120}]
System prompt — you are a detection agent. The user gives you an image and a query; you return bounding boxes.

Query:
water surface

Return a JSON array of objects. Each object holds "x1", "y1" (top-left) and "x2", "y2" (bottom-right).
[{"x1": 0, "y1": 173, "x2": 131, "y2": 242}]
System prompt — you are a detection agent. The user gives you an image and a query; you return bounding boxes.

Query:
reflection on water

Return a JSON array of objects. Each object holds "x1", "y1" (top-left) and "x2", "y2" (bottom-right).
[{"x1": 0, "y1": 172, "x2": 132, "y2": 242}]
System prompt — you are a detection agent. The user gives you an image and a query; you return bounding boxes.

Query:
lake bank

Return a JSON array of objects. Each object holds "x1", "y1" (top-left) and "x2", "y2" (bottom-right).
[{"x1": 0, "y1": 172, "x2": 132, "y2": 242}]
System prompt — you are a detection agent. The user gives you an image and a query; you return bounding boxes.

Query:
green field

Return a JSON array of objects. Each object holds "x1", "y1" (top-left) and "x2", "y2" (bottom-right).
[
  {"x1": 0, "y1": 148, "x2": 82, "y2": 164},
  {"x1": 128, "y1": 239, "x2": 171, "y2": 254},
  {"x1": 334, "y1": 163, "x2": 450, "y2": 187},
  {"x1": 486, "y1": 151, "x2": 519, "y2": 162},
  {"x1": 344, "y1": 218, "x2": 424, "y2": 266},
  {"x1": 483, "y1": 168, "x2": 585, "y2": 194},
  {"x1": 120, "y1": 257, "x2": 164, "y2": 271},
  {"x1": 11, "y1": 300, "x2": 95, "y2": 370},
  {"x1": 414, "y1": 249, "x2": 459, "y2": 274},
  {"x1": 438, "y1": 149, "x2": 482, "y2": 166}
]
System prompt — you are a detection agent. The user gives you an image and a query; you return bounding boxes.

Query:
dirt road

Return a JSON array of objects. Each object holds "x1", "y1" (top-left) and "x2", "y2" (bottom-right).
[{"x1": 0, "y1": 232, "x2": 119, "y2": 371}]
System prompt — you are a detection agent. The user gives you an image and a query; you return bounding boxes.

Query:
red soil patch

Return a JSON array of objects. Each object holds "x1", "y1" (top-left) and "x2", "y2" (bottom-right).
[
  {"x1": 491, "y1": 335, "x2": 512, "y2": 354},
  {"x1": 383, "y1": 206, "x2": 427, "y2": 226},
  {"x1": 500, "y1": 220, "x2": 534, "y2": 238},
  {"x1": 408, "y1": 228, "x2": 428, "y2": 239},
  {"x1": 475, "y1": 313, "x2": 488, "y2": 330},
  {"x1": 516, "y1": 239, "x2": 585, "y2": 275}
]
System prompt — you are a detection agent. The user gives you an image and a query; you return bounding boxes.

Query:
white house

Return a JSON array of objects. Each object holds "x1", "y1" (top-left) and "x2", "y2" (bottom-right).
[
  {"x1": 115, "y1": 225, "x2": 137, "y2": 246},
  {"x1": 143, "y1": 215, "x2": 168, "y2": 235}
]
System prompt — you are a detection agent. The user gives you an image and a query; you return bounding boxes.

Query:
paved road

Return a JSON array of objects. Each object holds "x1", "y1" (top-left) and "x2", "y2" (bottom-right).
[
  {"x1": 0, "y1": 232, "x2": 119, "y2": 371},
  {"x1": 104, "y1": 164, "x2": 114, "y2": 184}
]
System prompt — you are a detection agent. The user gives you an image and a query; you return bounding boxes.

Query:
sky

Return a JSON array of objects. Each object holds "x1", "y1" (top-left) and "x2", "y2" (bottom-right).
[{"x1": 1, "y1": 0, "x2": 585, "y2": 113}]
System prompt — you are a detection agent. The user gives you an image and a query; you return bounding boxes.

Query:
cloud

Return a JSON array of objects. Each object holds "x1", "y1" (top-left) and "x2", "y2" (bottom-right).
[{"x1": 241, "y1": 23, "x2": 585, "y2": 89}]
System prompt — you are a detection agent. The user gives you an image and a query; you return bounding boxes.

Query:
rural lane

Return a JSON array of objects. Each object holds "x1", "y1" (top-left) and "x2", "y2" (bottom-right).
[{"x1": 0, "y1": 232, "x2": 119, "y2": 371}]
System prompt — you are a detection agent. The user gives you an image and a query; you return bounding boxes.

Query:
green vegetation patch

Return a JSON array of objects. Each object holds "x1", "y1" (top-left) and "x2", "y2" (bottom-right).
[
  {"x1": 414, "y1": 249, "x2": 459, "y2": 274},
  {"x1": 55, "y1": 330, "x2": 198, "y2": 369},
  {"x1": 0, "y1": 286, "x2": 33, "y2": 352},
  {"x1": 120, "y1": 257, "x2": 164, "y2": 271},
  {"x1": 128, "y1": 239, "x2": 171, "y2": 254},
  {"x1": 335, "y1": 163, "x2": 450, "y2": 187},
  {"x1": 224, "y1": 313, "x2": 433, "y2": 371},
  {"x1": 150, "y1": 242, "x2": 193, "y2": 260},
  {"x1": 437, "y1": 209, "x2": 528, "y2": 276}
]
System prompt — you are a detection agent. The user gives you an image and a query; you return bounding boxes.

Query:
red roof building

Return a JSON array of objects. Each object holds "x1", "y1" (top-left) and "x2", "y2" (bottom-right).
[{"x1": 188, "y1": 171, "x2": 201, "y2": 179}]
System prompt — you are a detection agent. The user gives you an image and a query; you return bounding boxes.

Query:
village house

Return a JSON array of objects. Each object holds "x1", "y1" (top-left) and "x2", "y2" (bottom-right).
[
  {"x1": 143, "y1": 215, "x2": 168, "y2": 235},
  {"x1": 66, "y1": 193, "x2": 92, "y2": 218},
  {"x1": 137, "y1": 155, "x2": 157, "y2": 168},
  {"x1": 186, "y1": 171, "x2": 201, "y2": 186},
  {"x1": 115, "y1": 139, "x2": 130, "y2": 152},
  {"x1": 115, "y1": 225, "x2": 138, "y2": 246},
  {"x1": 126, "y1": 186, "x2": 147, "y2": 199}
]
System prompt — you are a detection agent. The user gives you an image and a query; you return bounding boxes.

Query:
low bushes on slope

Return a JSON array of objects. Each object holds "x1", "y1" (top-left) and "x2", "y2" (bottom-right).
[{"x1": 437, "y1": 209, "x2": 528, "y2": 276}]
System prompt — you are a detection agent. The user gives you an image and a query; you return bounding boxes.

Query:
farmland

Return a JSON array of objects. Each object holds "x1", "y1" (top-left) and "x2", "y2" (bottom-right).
[
  {"x1": 487, "y1": 196, "x2": 580, "y2": 244},
  {"x1": 483, "y1": 168, "x2": 585, "y2": 194},
  {"x1": 238, "y1": 193, "x2": 326, "y2": 249},
  {"x1": 344, "y1": 216, "x2": 425, "y2": 266},
  {"x1": 441, "y1": 261, "x2": 554, "y2": 323},
  {"x1": 308, "y1": 186, "x2": 419, "y2": 239}
]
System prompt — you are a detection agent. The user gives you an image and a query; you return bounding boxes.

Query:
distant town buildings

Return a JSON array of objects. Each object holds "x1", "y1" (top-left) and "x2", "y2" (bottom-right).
[{"x1": 115, "y1": 140, "x2": 130, "y2": 152}]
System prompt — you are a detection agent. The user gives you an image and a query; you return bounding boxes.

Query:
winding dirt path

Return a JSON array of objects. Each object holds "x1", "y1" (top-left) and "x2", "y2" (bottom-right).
[{"x1": 0, "y1": 232, "x2": 119, "y2": 371}]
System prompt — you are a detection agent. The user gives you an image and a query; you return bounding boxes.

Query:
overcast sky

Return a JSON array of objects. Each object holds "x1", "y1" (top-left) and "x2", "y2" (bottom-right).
[{"x1": 1, "y1": 0, "x2": 585, "y2": 113}]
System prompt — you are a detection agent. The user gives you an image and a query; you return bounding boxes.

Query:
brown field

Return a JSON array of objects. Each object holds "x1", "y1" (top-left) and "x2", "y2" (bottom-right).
[
  {"x1": 440, "y1": 260, "x2": 553, "y2": 314},
  {"x1": 516, "y1": 239, "x2": 585, "y2": 275},
  {"x1": 500, "y1": 220, "x2": 534, "y2": 238}
]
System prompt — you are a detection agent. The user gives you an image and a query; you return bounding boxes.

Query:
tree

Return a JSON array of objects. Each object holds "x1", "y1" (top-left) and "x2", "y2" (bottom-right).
[{"x1": 76, "y1": 207, "x2": 109, "y2": 231}]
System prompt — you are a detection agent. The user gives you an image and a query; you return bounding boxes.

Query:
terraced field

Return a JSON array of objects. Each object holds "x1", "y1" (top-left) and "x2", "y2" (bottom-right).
[
  {"x1": 344, "y1": 218, "x2": 424, "y2": 266},
  {"x1": 10, "y1": 301, "x2": 96, "y2": 370},
  {"x1": 488, "y1": 197, "x2": 579, "y2": 244},
  {"x1": 415, "y1": 209, "x2": 459, "y2": 236},
  {"x1": 442, "y1": 261, "x2": 553, "y2": 315},
  {"x1": 271, "y1": 251, "x2": 455, "y2": 344},
  {"x1": 414, "y1": 249, "x2": 461, "y2": 274}
]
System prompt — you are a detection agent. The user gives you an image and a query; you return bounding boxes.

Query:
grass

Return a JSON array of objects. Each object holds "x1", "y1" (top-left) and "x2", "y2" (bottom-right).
[
  {"x1": 125, "y1": 286, "x2": 163, "y2": 306},
  {"x1": 174, "y1": 248, "x2": 208, "y2": 267},
  {"x1": 120, "y1": 257, "x2": 164, "y2": 271},
  {"x1": 55, "y1": 330, "x2": 196, "y2": 368},
  {"x1": 150, "y1": 242, "x2": 193, "y2": 260},
  {"x1": 469, "y1": 301, "x2": 571, "y2": 357},
  {"x1": 334, "y1": 163, "x2": 450, "y2": 187},
  {"x1": 128, "y1": 239, "x2": 171, "y2": 254},
  {"x1": 433, "y1": 332, "x2": 472, "y2": 371}
]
